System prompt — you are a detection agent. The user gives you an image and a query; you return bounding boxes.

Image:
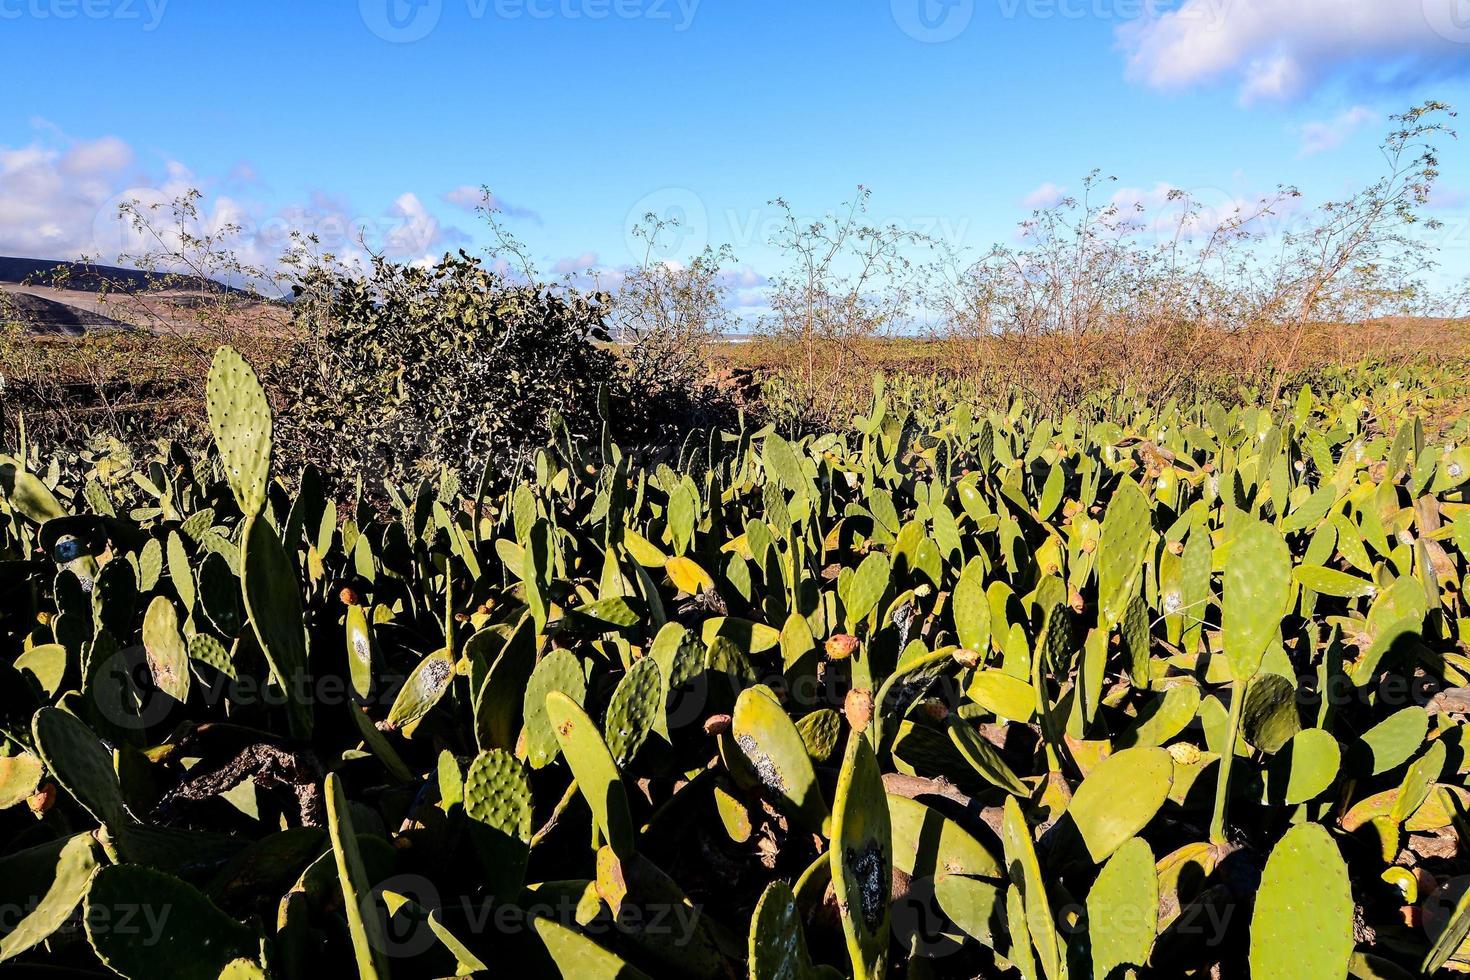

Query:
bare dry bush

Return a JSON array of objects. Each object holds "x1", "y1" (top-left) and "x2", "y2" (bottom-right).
[{"x1": 914, "y1": 103, "x2": 1460, "y2": 415}]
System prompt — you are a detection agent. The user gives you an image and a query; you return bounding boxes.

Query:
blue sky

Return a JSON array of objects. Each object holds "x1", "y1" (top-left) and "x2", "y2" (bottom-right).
[{"x1": 3, "y1": 0, "x2": 1470, "y2": 296}]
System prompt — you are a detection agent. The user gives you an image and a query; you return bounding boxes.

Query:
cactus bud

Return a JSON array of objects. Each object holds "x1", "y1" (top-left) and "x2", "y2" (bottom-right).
[
  {"x1": 952, "y1": 648, "x2": 982, "y2": 669},
  {"x1": 1167, "y1": 742, "x2": 1200, "y2": 765},
  {"x1": 917, "y1": 699, "x2": 950, "y2": 723},
  {"x1": 704, "y1": 714, "x2": 732, "y2": 736},
  {"x1": 339, "y1": 587, "x2": 363, "y2": 606},
  {"x1": 27, "y1": 783, "x2": 56, "y2": 817}
]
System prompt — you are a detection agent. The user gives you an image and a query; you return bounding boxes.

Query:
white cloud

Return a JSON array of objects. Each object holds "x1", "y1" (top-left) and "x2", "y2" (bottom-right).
[
  {"x1": 58, "y1": 136, "x2": 133, "y2": 176},
  {"x1": 1119, "y1": 0, "x2": 1470, "y2": 103},
  {"x1": 553, "y1": 251, "x2": 599, "y2": 275},
  {"x1": 1023, "y1": 182, "x2": 1069, "y2": 210},
  {"x1": 0, "y1": 127, "x2": 468, "y2": 276},
  {"x1": 1298, "y1": 105, "x2": 1379, "y2": 157},
  {"x1": 441, "y1": 185, "x2": 540, "y2": 221}
]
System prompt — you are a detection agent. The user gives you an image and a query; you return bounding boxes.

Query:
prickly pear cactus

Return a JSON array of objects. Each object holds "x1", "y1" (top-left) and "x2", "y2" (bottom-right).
[
  {"x1": 84, "y1": 865, "x2": 260, "y2": 980},
  {"x1": 830, "y1": 732, "x2": 890, "y2": 980},
  {"x1": 32, "y1": 707, "x2": 128, "y2": 828},
  {"x1": 463, "y1": 748, "x2": 534, "y2": 898},
  {"x1": 548, "y1": 690, "x2": 635, "y2": 856},
  {"x1": 3, "y1": 342, "x2": 1469, "y2": 978},
  {"x1": 1249, "y1": 823, "x2": 1353, "y2": 979},
  {"x1": 732, "y1": 686, "x2": 830, "y2": 833},
  {"x1": 205, "y1": 345, "x2": 273, "y2": 518}
]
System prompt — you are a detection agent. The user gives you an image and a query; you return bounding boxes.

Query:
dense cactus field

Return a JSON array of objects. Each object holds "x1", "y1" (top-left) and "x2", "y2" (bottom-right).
[{"x1": 1, "y1": 349, "x2": 1469, "y2": 978}]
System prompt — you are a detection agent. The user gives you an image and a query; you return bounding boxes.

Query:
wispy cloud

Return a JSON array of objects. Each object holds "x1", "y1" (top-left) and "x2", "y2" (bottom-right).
[
  {"x1": 1298, "y1": 105, "x2": 1379, "y2": 157},
  {"x1": 441, "y1": 185, "x2": 540, "y2": 222},
  {"x1": 1119, "y1": 0, "x2": 1470, "y2": 104},
  {"x1": 1022, "y1": 182, "x2": 1068, "y2": 209}
]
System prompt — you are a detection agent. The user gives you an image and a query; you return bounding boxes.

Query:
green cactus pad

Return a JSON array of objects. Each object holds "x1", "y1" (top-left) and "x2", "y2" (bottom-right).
[
  {"x1": 1249, "y1": 823, "x2": 1353, "y2": 980},
  {"x1": 84, "y1": 865, "x2": 260, "y2": 980},
  {"x1": 1087, "y1": 836, "x2": 1157, "y2": 978},
  {"x1": 142, "y1": 595, "x2": 191, "y2": 702},
  {"x1": 324, "y1": 772, "x2": 391, "y2": 980},
  {"x1": 187, "y1": 632, "x2": 236, "y2": 679},
  {"x1": 523, "y1": 647, "x2": 587, "y2": 768},
  {"x1": 534, "y1": 915, "x2": 652, "y2": 979},
  {"x1": 749, "y1": 880, "x2": 819, "y2": 980},
  {"x1": 0, "y1": 753, "x2": 43, "y2": 809},
  {"x1": 384, "y1": 647, "x2": 455, "y2": 733},
  {"x1": 795, "y1": 708, "x2": 842, "y2": 762},
  {"x1": 732, "y1": 686, "x2": 830, "y2": 833},
  {"x1": 1001, "y1": 796, "x2": 1063, "y2": 980},
  {"x1": 1098, "y1": 477, "x2": 1151, "y2": 627},
  {"x1": 889, "y1": 794, "x2": 1004, "y2": 947},
  {"x1": 240, "y1": 514, "x2": 313, "y2": 737},
  {"x1": 1266, "y1": 727, "x2": 1341, "y2": 804},
  {"x1": 952, "y1": 556, "x2": 992, "y2": 654},
  {"x1": 1348, "y1": 706, "x2": 1428, "y2": 777},
  {"x1": 464, "y1": 748, "x2": 534, "y2": 899},
  {"x1": 548, "y1": 690, "x2": 635, "y2": 857},
  {"x1": 1064, "y1": 746, "x2": 1173, "y2": 864},
  {"x1": 604, "y1": 656, "x2": 662, "y2": 766},
  {"x1": 345, "y1": 602, "x2": 374, "y2": 699},
  {"x1": 830, "y1": 732, "x2": 891, "y2": 980},
  {"x1": 0, "y1": 834, "x2": 99, "y2": 961},
  {"x1": 1222, "y1": 516, "x2": 1291, "y2": 680},
  {"x1": 205, "y1": 346, "x2": 273, "y2": 518},
  {"x1": 32, "y1": 706, "x2": 128, "y2": 828}
]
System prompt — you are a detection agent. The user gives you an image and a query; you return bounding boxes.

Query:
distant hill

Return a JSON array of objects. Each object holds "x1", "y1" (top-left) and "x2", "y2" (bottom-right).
[
  {"x1": 0, "y1": 289, "x2": 128, "y2": 336},
  {"x1": 0, "y1": 256, "x2": 284, "y2": 337},
  {"x1": 0, "y1": 256, "x2": 239, "y2": 295}
]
